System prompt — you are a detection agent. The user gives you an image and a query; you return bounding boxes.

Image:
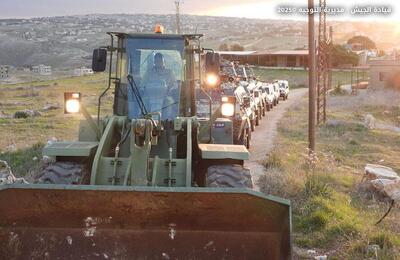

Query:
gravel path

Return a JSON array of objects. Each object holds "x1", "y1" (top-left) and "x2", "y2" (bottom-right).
[{"x1": 245, "y1": 88, "x2": 308, "y2": 191}]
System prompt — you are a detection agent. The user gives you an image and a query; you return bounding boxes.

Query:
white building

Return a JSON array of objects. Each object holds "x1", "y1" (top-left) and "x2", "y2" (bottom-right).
[
  {"x1": 0, "y1": 66, "x2": 10, "y2": 79},
  {"x1": 74, "y1": 67, "x2": 94, "y2": 76},
  {"x1": 32, "y1": 64, "x2": 52, "y2": 76}
]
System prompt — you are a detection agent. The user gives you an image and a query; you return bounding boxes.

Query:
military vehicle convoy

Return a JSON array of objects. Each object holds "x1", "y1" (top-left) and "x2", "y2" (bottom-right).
[
  {"x1": 0, "y1": 29, "x2": 291, "y2": 259},
  {"x1": 275, "y1": 79, "x2": 290, "y2": 100}
]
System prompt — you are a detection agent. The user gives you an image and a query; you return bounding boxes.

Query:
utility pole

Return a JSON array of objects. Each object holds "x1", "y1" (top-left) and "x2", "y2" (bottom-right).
[
  {"x1": 308, "y1": 0, "x2": 316, "y2": 154},
  {"x1": 175, "y1": 1, "x2": 181, "y2": 34},
  {"x1": 327, "y1": 26, "x2": 333, "y2": 92},
  {"x1": 316, "y1": 0, "x2": 328, "y2": 125}
]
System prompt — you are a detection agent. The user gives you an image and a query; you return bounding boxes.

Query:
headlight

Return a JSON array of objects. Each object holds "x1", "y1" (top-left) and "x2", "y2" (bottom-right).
[
  {"x1": 206, "y1": 73, "x2": 219, "y2": 87},
  {"x1": 221, "y1": 103, "x2": 234, "y2": 117},
  {"x1": 66, "y1": 99, "x2": 80, "y2": 113},
  {"x1": 64, "y1": 92, "x2": 81, "y2": 113}
]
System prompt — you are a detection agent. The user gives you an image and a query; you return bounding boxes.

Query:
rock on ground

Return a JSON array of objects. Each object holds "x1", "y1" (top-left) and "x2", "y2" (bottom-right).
[
  {"x1": 0, "y1": 111, "x2": 11, "y2": 119},
  {"x1": 42, "y1": 103, "x2": 61, "y2": 111},
  {"x1": 0, "y1": 160, "x2": 28, "y2": 184},
  {"x1": 14, "y1": 109, "x2": 41, "y2": 119},
  {"x1": 364, "y1": 164, "x2": 400, "y2": 202},
  {"x1": 365, "y1": 164, "x2": 399, "y2": 180},
  {"x1": 364, "y1": 114, "x2": 376, "y2": 129}
]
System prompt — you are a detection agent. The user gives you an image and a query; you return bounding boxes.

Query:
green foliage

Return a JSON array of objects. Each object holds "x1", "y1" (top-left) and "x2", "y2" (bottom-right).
[
  {"x1": 347, "y1": 35, "x2": 376, "y2": 50},
  {"x1": 0, "y1": 143, "x2": 44, "y2": 178},
  {"x1": 218, "y1": 42, "x2": 245, "y2": 51},
  {"x1": 294, "y1": 191, "x2": 363, "y2": 247},
  {"x1": 303, "y1": 174, "x2": 331, "y2": 198},
  {"x1": 265, "y1": 92, "x2": 400, "y2": 257},
  {"x1": 252, "y1": 67, "x2": 354, "y2": 88},
  {"x1": 218, "y1": 42, "x2": 229, "y2": 51},
  {"x1": 330, "y1": 83, "x2": 346, "y2": 96},
  {"x1": 264, "y1": 152, "x2": 282, "y2": 169},
  {"x1": 230, "y1": 43, "x2": 245, "y2": 51},
  {"x1": 331, "y1": 44, "x2": 359, "y2": 67}
]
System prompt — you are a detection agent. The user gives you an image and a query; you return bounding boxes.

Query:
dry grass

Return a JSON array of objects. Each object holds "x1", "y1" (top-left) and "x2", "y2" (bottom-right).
[
  {"x1": 0, "y1": 73, "x2": 110, "y2": 151},
  {"x1": 258, "y1": 90, "x2": 400, "y2": 259}
]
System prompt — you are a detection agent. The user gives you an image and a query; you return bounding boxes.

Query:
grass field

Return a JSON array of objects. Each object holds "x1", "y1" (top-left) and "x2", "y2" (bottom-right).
[
  {"x1": 259, "y1": 89, "x2": 400, "y2": 259},
  {"x1": 1, "y1": 71, "x2": 398, "y2": 259},
  {"x1": 0, "y1": 73, "x2": 111, "y2": 153},
  {"x1": 253, "y1": 67, "x2": 356, "y2": 89}
]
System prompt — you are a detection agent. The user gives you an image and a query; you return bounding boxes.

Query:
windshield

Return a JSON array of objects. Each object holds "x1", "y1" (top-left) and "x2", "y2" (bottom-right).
[{"x1": 126, "y1": 37, "x2": 184, "y2": 120}]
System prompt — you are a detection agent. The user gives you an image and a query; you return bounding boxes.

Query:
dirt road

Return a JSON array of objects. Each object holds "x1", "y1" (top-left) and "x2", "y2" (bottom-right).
[{"x1": 245, "y1": 88, "x2": 308, "y2": 191}]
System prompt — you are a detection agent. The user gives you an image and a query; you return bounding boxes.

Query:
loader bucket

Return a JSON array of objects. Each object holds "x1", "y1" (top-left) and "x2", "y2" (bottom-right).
[{"x1": 0, "y1": 184, "x2": 291, "y2": 260}]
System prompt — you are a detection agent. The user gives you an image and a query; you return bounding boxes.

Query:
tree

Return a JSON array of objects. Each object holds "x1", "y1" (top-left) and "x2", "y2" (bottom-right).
[
  {"x1": 218, "y1": 43, "x2": 229, "y2": 51},
  {"x1": 331, "y1": 44, "x2": 359, "y2": 67},
  {"x1": 347, "y1": 35, "x2": 376, "y2": 50},
  {"x1": 230, "y1": 43, "x2": 245, "y2": 51}
]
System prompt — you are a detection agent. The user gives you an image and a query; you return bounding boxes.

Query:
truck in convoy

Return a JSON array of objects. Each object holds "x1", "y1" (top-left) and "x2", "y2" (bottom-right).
[{"x1": 275, "y1": 79, "x2": 290, "y2": 100}]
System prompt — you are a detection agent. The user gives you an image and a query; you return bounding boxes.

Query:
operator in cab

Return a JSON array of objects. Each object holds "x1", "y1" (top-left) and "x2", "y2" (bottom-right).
[
  {"x1": 141, "y1": 52, "x2": 179, "y2": 119},
  {"x1": 143, "y1": 52, "x2": 176, "y2": 90}
]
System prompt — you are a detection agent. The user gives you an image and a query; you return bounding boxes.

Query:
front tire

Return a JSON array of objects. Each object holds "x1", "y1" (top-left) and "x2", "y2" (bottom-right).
[
  {"x1": 207, "y1": 164, "x2": 253, "y2": 188},
  {"x1": 255, "y1": 112, "x2": 260, "y2": 126}
]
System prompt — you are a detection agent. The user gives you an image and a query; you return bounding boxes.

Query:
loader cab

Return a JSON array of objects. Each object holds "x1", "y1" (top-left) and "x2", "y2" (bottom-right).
[{"x1": 96, "y1": 33, "x2": 203, "y2": 120}]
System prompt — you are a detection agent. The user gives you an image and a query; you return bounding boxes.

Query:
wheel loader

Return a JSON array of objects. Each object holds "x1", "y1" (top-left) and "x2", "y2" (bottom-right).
[
  {"x1": 198, "y1": 57, "x2": 252, "y2": 149},
  {"x1": 0, "y1": 30, "x2": 291, "y2": 259}
]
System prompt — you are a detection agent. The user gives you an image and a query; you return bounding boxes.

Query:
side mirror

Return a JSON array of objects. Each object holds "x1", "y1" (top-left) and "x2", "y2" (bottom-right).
[
  {"x1": 205, "y1": 52, "x2": 220, "y2": 75},
  {"x1": 205, "y1": 52, "x2": 220, "y2": 87},
  {"x1": 92, "y1": 48, "x2": 107, "y2": 72}
]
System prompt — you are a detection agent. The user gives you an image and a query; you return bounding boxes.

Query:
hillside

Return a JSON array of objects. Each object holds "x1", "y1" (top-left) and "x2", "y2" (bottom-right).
[{"x1": 0, "y1": 14, "x2": 399, "y2": 70}]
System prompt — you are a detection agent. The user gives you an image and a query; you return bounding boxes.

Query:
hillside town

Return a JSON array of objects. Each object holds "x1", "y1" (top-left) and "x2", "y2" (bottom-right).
[{"x1": 0, "y1": 14, "x2": 399, "y2": 84}]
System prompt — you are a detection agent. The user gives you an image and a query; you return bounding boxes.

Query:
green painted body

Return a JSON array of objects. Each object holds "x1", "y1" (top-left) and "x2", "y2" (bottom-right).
[
  {"x1": 44, "y1": 33, "x2": 249, "y2": 187},
  {"x1": 3, "y1": 32, "x2": 292, "y2": 259}
]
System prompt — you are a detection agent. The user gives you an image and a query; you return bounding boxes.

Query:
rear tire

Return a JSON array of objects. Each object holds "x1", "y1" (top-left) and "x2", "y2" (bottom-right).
[
  {"x1": 35, "y1": 162, "x2": 90, "y2": 184},
  {"x1": 255, "y1": 111, "x2": 260, "y2": 126},
  {"x1": 246, "y1": 128, "x2": 251, "y2": 149},
  {"x1": 241, "y1": 127, "x2": 251, "y2": 149},
  {"x1": 207, "y1": 164, "x2": 253, "y2": 188}
]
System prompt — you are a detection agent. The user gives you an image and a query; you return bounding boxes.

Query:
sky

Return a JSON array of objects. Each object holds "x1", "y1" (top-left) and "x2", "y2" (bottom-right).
[{"x1": 0, "y1": 0, "x2": 398, "y2": 22}]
